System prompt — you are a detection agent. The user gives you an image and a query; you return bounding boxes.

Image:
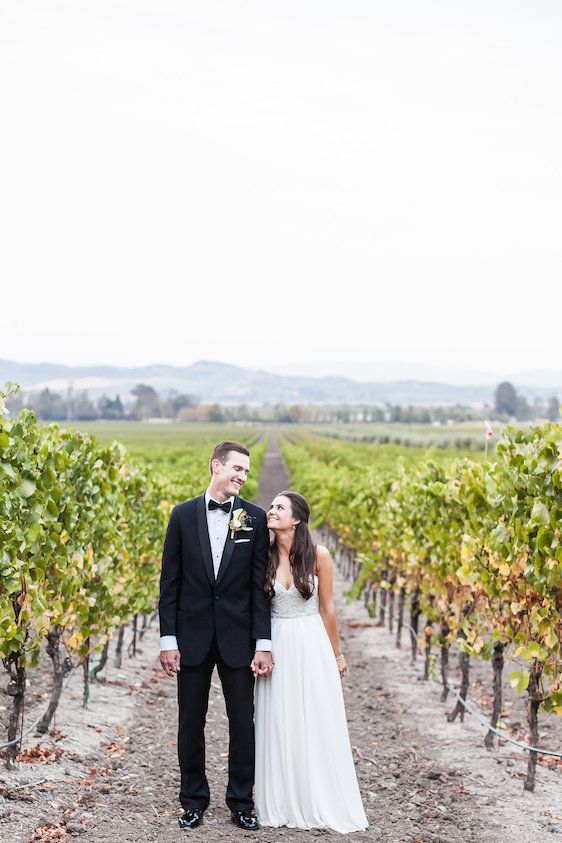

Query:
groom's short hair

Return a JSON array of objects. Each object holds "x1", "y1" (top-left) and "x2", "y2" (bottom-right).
[{"x1": 209, "y1": 440, "x2": 250, "y2": 475}]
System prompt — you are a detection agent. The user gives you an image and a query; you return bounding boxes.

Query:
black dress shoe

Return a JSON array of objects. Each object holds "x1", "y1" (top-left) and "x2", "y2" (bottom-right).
[
  {"x1": 231, "y1": 811, "x2": 260, "y2": 830},
  {"x1": 179, "y1": 809, "x2": 204, "y2": 829}
]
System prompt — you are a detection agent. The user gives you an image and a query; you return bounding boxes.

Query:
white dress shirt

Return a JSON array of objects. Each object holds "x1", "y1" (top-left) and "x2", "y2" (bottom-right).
[{"x1": 160, "y1": 489, "x2": 271, "y2": 653}]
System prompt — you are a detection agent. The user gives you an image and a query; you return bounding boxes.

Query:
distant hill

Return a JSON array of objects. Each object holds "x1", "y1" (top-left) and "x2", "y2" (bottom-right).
[{"x1": 0, "y1": 359, "x2": 560, "y2": 407}]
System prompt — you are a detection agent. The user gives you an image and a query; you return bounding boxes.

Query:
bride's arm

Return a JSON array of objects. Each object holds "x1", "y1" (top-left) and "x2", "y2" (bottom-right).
[{"x1": 316, "y1": 546, "x2": 346, "y2": 676}]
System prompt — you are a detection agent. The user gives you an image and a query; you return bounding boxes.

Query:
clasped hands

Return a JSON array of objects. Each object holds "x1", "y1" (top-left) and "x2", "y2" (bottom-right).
[
  {"x1": 160, "y1": 648, "x2": 274, "y2": 678},
  {"x1": 251, "y1": 650, "x2": 274, "y2": 678}
]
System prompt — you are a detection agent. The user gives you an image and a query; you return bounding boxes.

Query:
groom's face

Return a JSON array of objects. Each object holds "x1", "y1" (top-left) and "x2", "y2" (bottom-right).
[{"x1": 213, "y1": 450, "x2": 250, "y2": 498}]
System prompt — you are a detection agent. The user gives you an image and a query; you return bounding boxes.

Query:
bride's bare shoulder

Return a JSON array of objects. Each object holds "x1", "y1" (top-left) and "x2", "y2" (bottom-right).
[{"x1": 315, "y1": 545, "x2": 332, "y2": 574}]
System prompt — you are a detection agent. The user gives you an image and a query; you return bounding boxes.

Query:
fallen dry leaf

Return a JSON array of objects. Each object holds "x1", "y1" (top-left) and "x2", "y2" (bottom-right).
[
  {"x1": 346, "y1": 621, "x2": 377, "y2": 628},
  {"x1": 18, "y1": 744, "x2": 64, "y2": 764},
  {"x1": 104, "y1": 740, "x2": 131, "y2": 755},
  {"x1": 26, "y1": 822, "x2": 67, "y2": 842}
]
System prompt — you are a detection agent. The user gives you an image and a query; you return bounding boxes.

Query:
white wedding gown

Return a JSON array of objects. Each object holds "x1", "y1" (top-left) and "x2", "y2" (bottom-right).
[{"x1": 254, "y1": 576, "x2": 368, "y2": 833}]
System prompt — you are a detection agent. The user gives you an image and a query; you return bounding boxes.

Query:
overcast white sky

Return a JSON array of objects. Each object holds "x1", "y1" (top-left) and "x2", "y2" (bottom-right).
[{"x1": 1, "y1": 1, "x2": 561, "y2": 382}]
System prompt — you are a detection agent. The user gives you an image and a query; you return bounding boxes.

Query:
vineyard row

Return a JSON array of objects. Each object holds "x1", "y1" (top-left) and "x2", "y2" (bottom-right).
[
  {"x1": 0, "y1": 390, "x2": 263, "y2": 764},
  {"x1": 281, "y1": 424, "x2": 562, "y2": 791}
]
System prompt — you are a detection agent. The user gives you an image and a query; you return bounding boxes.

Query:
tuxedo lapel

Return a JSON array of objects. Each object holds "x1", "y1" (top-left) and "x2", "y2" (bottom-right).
[
  {"x1": 196, "y1": 494, "x2": 215, "y2": 586},
  {"x1": 215, "y1": 496, "x2": 239, "y2": 587}
]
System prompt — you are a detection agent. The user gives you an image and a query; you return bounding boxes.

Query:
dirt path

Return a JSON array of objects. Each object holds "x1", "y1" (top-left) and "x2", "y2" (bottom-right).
[
  {"x1": 256, "y1": 433, "x2": 291, "y2": 511},
  {"x1": 1, "y1": 435, "x2": 560, "y2": 842}
]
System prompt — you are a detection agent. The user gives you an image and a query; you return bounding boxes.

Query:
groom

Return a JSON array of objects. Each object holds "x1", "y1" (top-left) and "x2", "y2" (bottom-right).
[{"x1": 159, "y1": 440, "x2": 273, "y2": 831}]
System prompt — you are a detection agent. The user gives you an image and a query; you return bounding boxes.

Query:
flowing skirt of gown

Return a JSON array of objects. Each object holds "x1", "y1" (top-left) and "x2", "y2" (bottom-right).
[{"x1": 254, "y1": 578, "x2": 368, "y2": 833}]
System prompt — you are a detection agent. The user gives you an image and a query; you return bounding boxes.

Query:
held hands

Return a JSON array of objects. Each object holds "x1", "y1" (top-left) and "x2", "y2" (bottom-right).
[
  {"x1": 160, "y1": 648, "x2": 181, "y2": 677},
  {"x1": 161, "y1": 648, "x2": 273, "y2": 678},
  {"x1": 251, "y1": 650, "x2": 274, "y2": 678}
]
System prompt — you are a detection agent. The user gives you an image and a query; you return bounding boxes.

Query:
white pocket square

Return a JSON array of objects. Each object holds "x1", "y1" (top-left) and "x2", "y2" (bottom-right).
[{"x1": 234, "y1": 538, "x2": 251, "y2": 543}]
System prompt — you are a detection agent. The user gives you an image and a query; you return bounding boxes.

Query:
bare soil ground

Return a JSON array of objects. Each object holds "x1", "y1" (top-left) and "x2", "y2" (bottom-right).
[{"x1": 1, "y1": 437, "x2": 560, "y2": 842}]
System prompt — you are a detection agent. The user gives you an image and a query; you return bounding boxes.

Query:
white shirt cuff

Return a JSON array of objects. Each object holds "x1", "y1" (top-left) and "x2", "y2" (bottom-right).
[
  {"x1": 160, "y1": 635, "x2": 178, "y2": 651},
  {"x1": 255, "y1": 639, "x2": 272, "y2": 652}
]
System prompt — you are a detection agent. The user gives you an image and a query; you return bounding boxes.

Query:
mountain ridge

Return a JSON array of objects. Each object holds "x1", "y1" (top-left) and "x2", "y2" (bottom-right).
[{"x1": 0, "y1": 358, "x2": 560, "y2": 407}]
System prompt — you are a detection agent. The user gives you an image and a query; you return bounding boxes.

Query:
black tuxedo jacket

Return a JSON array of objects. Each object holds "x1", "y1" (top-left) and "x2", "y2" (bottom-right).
[{"x1": 158, "y1": 494, "x2": 271, "y2": 668}]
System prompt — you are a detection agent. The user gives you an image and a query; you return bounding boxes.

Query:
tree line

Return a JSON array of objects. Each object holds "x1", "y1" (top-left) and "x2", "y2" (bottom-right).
[
  {"x1": 493, "y1": 381, "x2": 559, "y2": 422},
  {"x1": 6, "y1": 384, "x2": 198, "y2": 421},
  {"x1": 5, "y1": 381, "x2": 560, "y2": 424}
]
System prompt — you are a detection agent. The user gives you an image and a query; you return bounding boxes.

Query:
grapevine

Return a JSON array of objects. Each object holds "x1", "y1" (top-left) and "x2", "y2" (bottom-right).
[{"x1": 281, "y1": 426, "x2": 562, "y2": 790}]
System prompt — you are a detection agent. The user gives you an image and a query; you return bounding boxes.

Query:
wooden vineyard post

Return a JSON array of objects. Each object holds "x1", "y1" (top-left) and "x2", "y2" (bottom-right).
[
  {"x1": 363, "y1": 579, "x2": 372, "y2": 610},
  {"x1": 388, "y1": 575, "x2": 396, "y2": 634},
  {"x1": 4, "y1": 657, "x2": 26, "y2": 769},
  {"x1": 439, "y1": 619, "x2": 450, "y2": 702},
  {"x1": 91, "y1": 639, "x2": 110, "y2": 682},
  {"x1": 447, "y1": 632, "x2": 470, "y2": 723},
  {"x1": 82, "y1": 637, "x2": 91, "y2": 708},
  {"x1": 37, "y1": 627, "x2": 73, "y2": 734},
  {"x1": 423, "y1": 622, "x2": 433, "y2": 681},
  {"x1": 410, "y1": 589, "x2": 421, "y2": 663},
  {"x1": 484, "y1": 641, "x2": 505, "y2": 749},
  {"x1": 378, "y1": 570, "x2": 388, "y2": 627},
  {"x1": 115, "y1": 624, "x2": 126, "y2": 669},
  {"x1": 128, "y1": 614, "x2": 139, "y2": 658},
  {"x1": 396, "y1": 586, "x2": 406, "y2": 649},
  {"x1": 524, "y1": 661, "x2": 543, "y2": 792}
]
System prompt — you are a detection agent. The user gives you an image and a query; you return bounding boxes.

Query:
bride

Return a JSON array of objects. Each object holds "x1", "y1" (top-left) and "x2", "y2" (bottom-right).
[{"x1": 254, "y1": 491, "x2": 368, "y2": 833}]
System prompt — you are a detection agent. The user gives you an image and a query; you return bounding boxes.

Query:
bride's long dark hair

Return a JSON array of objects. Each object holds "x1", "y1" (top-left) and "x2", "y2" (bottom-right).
[{"x1": 265, "y1": 491, "x2": 317, "y2": 600}]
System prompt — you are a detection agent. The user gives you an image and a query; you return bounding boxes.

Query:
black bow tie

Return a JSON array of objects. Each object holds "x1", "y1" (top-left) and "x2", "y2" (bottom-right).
[{"x1": 208, "y1": 499, "x2": 232, "y2": 514}]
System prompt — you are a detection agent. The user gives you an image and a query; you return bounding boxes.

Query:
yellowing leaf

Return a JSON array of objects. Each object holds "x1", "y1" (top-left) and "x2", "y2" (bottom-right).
[
  {"x1": 473, "y1": 638, "x2": 485, "y2": 654},
  {"x1": 510, "y1": 669, "x2": 530, "y2": 694},
  {"x1": 66, "y1": 632, "x2": 83, "y2": 650},
  {"x1": 545, "y1": 628, "x2": 559, "y2": 649},
  {"x1": 531, "y1": 500, "x2": 549, "y2": 526}
]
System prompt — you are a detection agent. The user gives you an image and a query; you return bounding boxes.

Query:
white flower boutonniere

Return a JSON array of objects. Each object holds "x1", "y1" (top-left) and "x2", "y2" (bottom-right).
[{"x1": 229, "y1": 508, "x2": 253, "y2": 540}]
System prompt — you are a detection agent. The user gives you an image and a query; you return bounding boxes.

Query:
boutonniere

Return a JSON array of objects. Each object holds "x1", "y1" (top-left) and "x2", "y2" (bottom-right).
[{"x1": 229, "y1": 508, "x2": 253, "y2": 540}]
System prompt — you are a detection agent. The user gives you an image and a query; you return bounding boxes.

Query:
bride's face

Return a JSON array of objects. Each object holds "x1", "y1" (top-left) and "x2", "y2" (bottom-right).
[{"x1": 267, "y1": 495, "x2": 299, "y2": 532}]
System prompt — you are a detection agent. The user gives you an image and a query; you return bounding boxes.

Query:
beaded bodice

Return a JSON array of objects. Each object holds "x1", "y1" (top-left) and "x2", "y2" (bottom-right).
[{"x1": 271, "y1": 575, "x2": 319, "y2": 619}]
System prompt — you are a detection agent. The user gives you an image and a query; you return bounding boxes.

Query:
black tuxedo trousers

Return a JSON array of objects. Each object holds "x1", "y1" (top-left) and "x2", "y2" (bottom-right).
[
  {"x1": 177, "y1": 636, "x2": 255, "y2": 811},
  {"x1": 158, "y1": 494, "x2": 271, "y2": 812}
]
